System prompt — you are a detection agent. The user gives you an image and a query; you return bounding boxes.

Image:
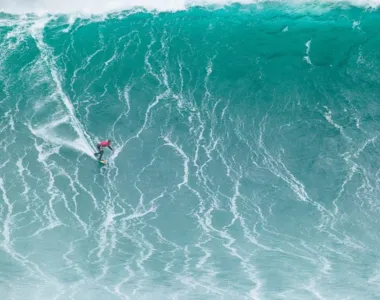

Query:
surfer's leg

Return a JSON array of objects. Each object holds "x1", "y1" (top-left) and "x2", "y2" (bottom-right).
[
  {"x1": 94, "y1": 145, "x2": 101, "y2": 156},
  {"x1": 98, "y1": 149, "x2": 104, "y2": 160}
]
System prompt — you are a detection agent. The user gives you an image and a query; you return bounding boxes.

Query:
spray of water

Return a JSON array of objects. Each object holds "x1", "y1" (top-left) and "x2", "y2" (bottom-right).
[{"x1": 26, "y1": 17, "x2": 96, "y2": 160}]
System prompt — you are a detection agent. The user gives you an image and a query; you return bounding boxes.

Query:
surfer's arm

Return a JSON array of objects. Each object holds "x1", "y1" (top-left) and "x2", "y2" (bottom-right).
[{"x1": 108, "y1": 146, "x2": 113, "y2": 151}]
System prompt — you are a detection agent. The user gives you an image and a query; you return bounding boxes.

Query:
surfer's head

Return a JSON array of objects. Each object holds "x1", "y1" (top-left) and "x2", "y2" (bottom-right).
[{"x1": 108, "y1": 139, "x2": 111, "y2": 144}]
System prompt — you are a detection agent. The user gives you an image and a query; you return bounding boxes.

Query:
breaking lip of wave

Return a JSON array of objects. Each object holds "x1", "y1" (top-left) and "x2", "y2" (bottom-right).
[{"x1": 0, "y1": 0, "x2": 380, "y2": 16}]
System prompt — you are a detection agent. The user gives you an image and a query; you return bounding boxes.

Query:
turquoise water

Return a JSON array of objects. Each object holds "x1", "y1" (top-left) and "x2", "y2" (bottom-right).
[{"x1": 1, "y1": 2, "x2": 380, "y2": 299}]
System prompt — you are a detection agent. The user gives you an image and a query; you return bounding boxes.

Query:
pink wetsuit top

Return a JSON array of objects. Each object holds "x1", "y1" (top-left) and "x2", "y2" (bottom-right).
[{"x1": 99, "y1": 141, "x2": 110, "y2": 147}]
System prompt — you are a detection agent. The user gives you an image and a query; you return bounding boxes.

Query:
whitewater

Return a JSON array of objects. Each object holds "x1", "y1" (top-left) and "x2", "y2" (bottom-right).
[
  {"x1": 1, "y1": 0, "x2": 380, "y2": 299},
  {"x1": 1, "y1": 0, "x2": 380, "y2": 14}
]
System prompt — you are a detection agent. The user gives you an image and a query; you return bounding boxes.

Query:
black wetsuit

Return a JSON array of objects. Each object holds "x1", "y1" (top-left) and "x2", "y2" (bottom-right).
[{"x1": 94, "y1": 143, "x2": 113, "y2": 160}]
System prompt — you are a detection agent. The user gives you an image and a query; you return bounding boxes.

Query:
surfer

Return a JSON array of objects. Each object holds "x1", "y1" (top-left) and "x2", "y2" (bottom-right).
[{"x1": 94, "y1": 139, "x2": 113, "y2": 161}]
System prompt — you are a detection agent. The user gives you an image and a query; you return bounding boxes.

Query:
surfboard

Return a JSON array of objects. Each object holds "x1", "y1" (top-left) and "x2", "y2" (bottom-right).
[{"x1": 99, "y1": 159, "x2": 107, "y2": 165}]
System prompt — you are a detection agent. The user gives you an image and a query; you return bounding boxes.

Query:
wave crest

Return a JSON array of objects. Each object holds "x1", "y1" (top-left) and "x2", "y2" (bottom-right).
[{"x1": 1, "y1": 0, "x2": 380, "y2": 16}]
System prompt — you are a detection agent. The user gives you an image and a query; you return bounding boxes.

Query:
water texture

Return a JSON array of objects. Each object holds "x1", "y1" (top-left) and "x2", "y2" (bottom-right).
[{"x1": 1, "y1": 2, "x2": 380, "y2": 299}]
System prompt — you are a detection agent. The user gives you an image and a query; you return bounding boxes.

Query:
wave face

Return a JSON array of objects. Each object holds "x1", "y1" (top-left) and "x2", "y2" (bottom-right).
[{"x1": 1, "y1": 4, "x2": 380, "y2": 300}]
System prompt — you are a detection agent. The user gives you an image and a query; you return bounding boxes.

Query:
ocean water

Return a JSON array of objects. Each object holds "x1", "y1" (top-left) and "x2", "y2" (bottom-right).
[{"x1": 1, "y1": 1, "x2": 380, "y2": 299}]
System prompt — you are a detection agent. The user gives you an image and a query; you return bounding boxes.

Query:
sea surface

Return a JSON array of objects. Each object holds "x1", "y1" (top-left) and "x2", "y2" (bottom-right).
[{"x1": 1, "y1": 1, "x2": 380, "y2": 299}]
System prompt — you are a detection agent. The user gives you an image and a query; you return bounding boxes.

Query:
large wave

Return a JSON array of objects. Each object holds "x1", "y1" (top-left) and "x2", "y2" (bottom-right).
[{"x1": 1, "y1": 3, "x2": 380, "y2": 300}]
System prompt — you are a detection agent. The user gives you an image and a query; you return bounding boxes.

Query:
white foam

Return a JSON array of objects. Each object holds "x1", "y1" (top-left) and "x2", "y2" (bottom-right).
[
  {"x1": 25, "y1": 18, "x2": 97, "y2": 160},
  {"x1": 0, "y1": 177, "x2": 13, "y2": 248},
  {"x1": 163, "y1": 135, "x2": 189, "y2": 189},
  {"x1": 1, "y1": 0, "x2": 380, "y2": 15},
  {"x1": 303, "y1": 39, "x2": 312, "y2": 65},
  {"x1": 28, "y1": 123, "x2": 95, "y2": 159}
]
